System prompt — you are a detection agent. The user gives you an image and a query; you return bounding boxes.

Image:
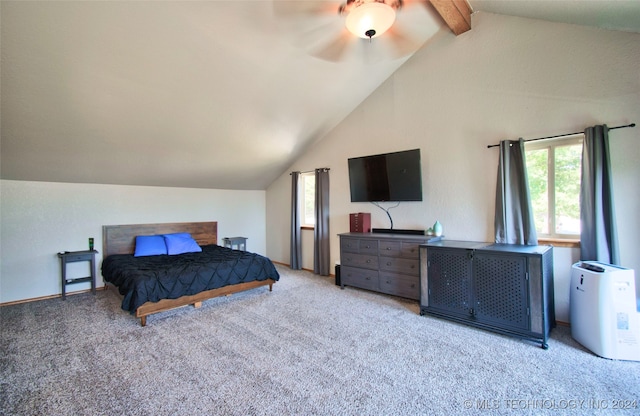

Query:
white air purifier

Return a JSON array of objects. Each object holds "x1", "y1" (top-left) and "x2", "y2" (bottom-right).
[{"x1": 570, "y1": 261, "x2": 640, "y2": 361}]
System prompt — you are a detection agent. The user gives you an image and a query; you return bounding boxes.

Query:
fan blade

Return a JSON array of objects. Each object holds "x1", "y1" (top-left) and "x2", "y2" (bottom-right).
[
  {"x1": 310, "y1": 29, "x2": 356, "y2": 62},
  {"x1": 401, "y1": 0, "x2": 432, "y2": 11},
  {"x1": 396, "y1": 0, "x2": 443, "y2": 39},
  {"x1": 273, "y1": 1, "x2": 352, "y2": 61},
  {"x1": 384, "y1": 25, "x2": 424, "y2": 58},
  {"x1": 272, "y1": 1, "x2": 339, "y2": 19}
]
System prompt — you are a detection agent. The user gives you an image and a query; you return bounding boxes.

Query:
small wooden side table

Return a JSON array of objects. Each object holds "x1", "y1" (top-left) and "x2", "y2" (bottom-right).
[
  {"x1": 222, "y1": 237, "x2": 247, "y2": 251},
  {"x1": 57, "y1": 250, "x2": 98, "y2": 300}
]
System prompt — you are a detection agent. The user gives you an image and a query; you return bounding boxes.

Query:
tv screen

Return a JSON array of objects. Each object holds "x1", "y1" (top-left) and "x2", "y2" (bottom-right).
[{"x1": 348, "y1": 149, "x2": 423, "y2": 202}]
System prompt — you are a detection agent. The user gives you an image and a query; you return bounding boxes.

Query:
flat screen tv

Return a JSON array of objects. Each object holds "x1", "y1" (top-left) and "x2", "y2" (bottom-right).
[{"x1": 348, "y1": 149, "x2": 423, "y2": 202}]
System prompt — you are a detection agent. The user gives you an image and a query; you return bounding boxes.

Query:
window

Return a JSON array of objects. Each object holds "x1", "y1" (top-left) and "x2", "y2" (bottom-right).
[
  {"x1": 525, "y1": 135, "x2": 583, "y2": 239},
  {"x1": 301, "y1": 172, "x2": 315, "y2": 227}
]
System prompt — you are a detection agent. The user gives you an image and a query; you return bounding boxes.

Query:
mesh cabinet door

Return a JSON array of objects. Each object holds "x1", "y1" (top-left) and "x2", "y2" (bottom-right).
[
  {"x1": 473, "y1": 252, "x2": 529, "y2": 331},
  {"x1": 427, "y1": 248, "x2": 473, "y2": 318}
]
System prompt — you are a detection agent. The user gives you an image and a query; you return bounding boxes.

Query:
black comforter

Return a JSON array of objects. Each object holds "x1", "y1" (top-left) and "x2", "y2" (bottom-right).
[{"x1": 101, "y1": 244, "x2": 280, "y2": 313}]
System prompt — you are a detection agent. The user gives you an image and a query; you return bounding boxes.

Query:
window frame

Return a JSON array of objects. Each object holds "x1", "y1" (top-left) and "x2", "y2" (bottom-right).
[{"x1": 525, "y1": 134, "x2": 583, "y2": 244}]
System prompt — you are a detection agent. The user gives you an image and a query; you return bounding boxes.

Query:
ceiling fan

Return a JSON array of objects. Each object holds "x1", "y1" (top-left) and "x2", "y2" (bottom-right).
[{"x1": 272, "y1": 0, "x2": 445, "y2": 63}]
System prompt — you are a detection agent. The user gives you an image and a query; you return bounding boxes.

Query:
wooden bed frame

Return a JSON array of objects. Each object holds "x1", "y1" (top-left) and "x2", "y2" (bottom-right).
[{"x1": 102, "y1": 221, "x2": 276, "y2": 326}]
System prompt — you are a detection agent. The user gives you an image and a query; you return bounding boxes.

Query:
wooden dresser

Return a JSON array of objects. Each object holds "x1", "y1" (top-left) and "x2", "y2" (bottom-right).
[{"x1": 339, "y1": 232, "x2": 439, "y2": 300}]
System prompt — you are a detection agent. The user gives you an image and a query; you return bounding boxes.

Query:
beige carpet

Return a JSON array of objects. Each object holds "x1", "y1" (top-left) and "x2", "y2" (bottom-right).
[{"x1": 1, "y1": 265, "x2": 639, "y2": 415}]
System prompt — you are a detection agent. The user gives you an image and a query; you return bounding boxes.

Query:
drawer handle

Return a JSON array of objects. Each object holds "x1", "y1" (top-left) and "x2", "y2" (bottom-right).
[
  {"x1": 365, "y1": 245, "x2": 370, "y2": 248},
  {"x1": 386, "y1": 262, "x2": 392, "y2": 266},
  {"x1": 386, "y1": 247, "x2": 391, "y2": 250},
  {"x1": 366, "y1": 260, "x2": 371, "y2": 263},
  {"x1": 366, "y1": 277, "x2": 371, "y2": 280}
]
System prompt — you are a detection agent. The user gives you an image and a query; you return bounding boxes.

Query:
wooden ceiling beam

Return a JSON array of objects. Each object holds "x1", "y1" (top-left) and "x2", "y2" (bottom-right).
[{"x1": 428, "y1": 0, "x2": 472, "y2": 35}]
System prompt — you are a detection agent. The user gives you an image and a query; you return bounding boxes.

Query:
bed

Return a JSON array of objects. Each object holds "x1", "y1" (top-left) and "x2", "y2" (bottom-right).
[{"x1": 101, "y1": 221, "x2": 279, "y2": 326}]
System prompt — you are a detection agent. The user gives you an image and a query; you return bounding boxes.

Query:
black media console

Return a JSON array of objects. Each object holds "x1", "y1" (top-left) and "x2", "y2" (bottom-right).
[{"x1": 419, "y1": 240, "x2": 555, "y2": 349}]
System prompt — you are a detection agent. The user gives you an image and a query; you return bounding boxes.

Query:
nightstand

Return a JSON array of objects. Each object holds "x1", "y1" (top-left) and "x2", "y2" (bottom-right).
[
  {"x1": 222, "y1": 237, "x2": 247, "y2": 251},
  {"x1": 57, "y1": 250, "x2": 98, "y2": 300}
]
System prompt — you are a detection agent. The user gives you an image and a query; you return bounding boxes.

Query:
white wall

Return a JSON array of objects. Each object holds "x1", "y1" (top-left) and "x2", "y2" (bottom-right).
[
  {"x1": 0, "y1": 180, "x2": 266, "y2": 303},
  {"x1": 266, "y1": 12, "x2": 640, "y2": 323}
]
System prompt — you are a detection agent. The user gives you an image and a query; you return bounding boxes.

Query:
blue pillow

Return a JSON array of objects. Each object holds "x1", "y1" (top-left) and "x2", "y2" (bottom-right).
[
  {"x1": 134, "y1": 235, "x2": 167, "y2": 257},
  {"x1": 163, "y1": 233, "x2": 202, "y2": 255}
]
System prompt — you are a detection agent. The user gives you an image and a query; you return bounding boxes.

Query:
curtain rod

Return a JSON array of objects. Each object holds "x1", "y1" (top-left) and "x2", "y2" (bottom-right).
[
  {"x1": 290, "y1": 168, "x2": 330, "y2": 175},
  {"x1": 486, "y1": 123, "x2": 636, "y2": 149}
]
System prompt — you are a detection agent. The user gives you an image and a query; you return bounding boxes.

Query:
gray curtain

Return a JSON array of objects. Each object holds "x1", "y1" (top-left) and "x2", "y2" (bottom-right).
[
  {"x1": 580, "y1": 125, "x2": 619, "y2": 264},
  {"x1": 494, "y1": 139, "x2": 538, "y2": 245},
  {"x1": 290, "y1": 171, "x2": 302, "y2": 270},
  {"x1": 313, "y1": 168, "x2": 330, "y2": 276}
]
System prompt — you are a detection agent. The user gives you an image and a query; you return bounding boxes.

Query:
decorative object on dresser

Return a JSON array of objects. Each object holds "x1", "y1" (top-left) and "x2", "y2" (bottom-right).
[
  {"x1": 101, "y1": 221, "x2": 279, "y2": 326},
  {"x1": 420, "y1": 240, "x2": 555, "y2": 349},
  {"x1": 349, "y1": 212, "x2": 371, "y2": 233},
  {"x1": 339, "y1": 232, "x2": 441, "y2": 300}
]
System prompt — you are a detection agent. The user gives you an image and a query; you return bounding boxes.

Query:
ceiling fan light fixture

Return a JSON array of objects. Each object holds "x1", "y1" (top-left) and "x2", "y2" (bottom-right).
[{"x1": 345, "y1": 1, "x2": 396, "y2": 39}]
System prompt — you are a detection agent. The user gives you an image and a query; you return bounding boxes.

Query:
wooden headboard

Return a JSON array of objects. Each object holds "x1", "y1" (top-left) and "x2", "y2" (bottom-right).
[{"x1": 102, "y1": 221, "x2": 218, "y2": 258}]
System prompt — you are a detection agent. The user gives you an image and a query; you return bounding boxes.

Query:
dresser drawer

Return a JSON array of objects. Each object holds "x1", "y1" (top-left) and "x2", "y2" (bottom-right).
[
  {"x1": 341, "y1": 266, "x2": 379, "y2": 291},
  {"x1": 379, "y1": 272, "x2": 419, "y2": 300},
  {"x1": 342, "y1": 253, "x2": 378, "y2": 270},
  {"x1": 379, "y1": 256, "x2": 420, "y2": 276},
  {"x1": 358, "y1": 239, "x2": 379, "y2": 255},
  {"x1": 340, "y1": 238, "x2": 379, "y2": 255},
  {"x1": 341, "y1": 238, "x2": 360, "y2": 253},
  {"x1": 380, "y1": 240, "x2": 424, "y2": 258},
  {"x1": 400, "y1": 242, "x2": 422, "y2": 258},
  {"x1": 379, "y1": 240, "x2": 401, "y2": 256},
  {"x1": 60, "y1": 252, "x2": 94, "y2": 262}
]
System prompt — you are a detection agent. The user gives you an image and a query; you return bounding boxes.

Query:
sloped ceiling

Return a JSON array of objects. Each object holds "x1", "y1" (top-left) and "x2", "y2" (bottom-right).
[
  {"x1": 2, "y1": 1, "x2": 639, "y2": 190},
  {"x1": 1, "y1": 0, "x2": 444, "y2": 190}
]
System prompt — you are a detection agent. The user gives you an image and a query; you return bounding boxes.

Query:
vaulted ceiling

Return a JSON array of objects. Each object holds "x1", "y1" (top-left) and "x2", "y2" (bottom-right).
[{"x1": 2, "y1": 1, "x2": 639, "y2": 190}]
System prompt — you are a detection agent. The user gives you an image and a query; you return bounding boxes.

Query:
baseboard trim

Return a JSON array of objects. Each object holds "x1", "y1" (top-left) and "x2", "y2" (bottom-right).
[{"x1": 0, "y1": 287, "x2": 103, "y2": 307}]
